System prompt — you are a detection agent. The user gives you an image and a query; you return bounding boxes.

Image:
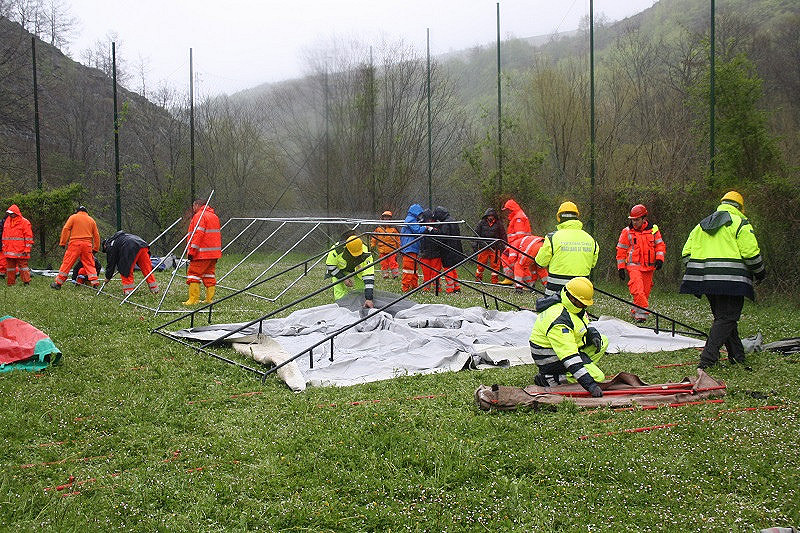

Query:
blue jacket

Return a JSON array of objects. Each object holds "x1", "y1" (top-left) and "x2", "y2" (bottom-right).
[{"x1": 400, "y1": 204, "x2": 427, "y2": 255}]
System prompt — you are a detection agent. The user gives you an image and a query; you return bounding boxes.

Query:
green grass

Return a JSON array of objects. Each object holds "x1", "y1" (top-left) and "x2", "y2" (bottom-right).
[{"x1": 1, "y1": 255, "x2": 798, "y2": 531}]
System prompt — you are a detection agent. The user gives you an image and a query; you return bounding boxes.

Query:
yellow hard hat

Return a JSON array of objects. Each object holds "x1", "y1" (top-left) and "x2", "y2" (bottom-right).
[
  {"x1": 721, "y1": 191, "x2": 744, "y2": 210},
  {"x1": 565, "y1": 277, "x2": 594, "y2": 307},
  {"x1": 345, "y1": 236, "x2": 363, "y2": 256},
  {"x1": 557, "y1": 201, "x2": 580, "y2": 222}
]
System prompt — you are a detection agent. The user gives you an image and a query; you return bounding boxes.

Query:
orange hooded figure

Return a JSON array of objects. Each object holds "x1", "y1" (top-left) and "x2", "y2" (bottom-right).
[
  {"x1": 500, "y1": 199, "x2": 532, "y2": 287},
  {"x1": 183, "y1": 200, "x2": 222, "y2": 305},
  {"x1": 2, "y1": 204, "x2": 34, "y2": 285}
]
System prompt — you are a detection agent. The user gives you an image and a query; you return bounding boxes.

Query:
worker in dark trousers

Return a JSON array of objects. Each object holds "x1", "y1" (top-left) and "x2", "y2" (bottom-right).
[{"x1": 680, "y1": 191, "x2": 765, "y2": 369}]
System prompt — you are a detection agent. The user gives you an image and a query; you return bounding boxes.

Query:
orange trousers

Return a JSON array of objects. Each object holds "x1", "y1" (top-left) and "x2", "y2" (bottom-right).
[
  {"x1": 475, "y1": 249, "x2": 501, "y2": 282},
  {"x1": 55, "y1": 240, "x2": 98, "y2": 287},
  {"x1": 187, "y1": 258, "x2": 217, "y2": 287},
  {"x1": 378, "y1": 251, "x2": 399, "y2": 278},
  {"x1": 627, "y1": 269, "x2": 654, "y2": 317},
  {"x1": 401, "y1": 253, "x2": 420, "y2": 292},
  {"x1": 420, "y1": 257, "x2": 442, "y2": 292},
  {"x1": 121, "y1": 248, "x2": 158, "y2": 294},
  {"x1": 5, "y1": 257, "x2": 31, "y2": 285}
]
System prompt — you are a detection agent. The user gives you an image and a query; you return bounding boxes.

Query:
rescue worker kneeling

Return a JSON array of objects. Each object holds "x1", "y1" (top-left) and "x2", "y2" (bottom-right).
[
  {"x1": 529, "y1": 277, "x2": 609, "y2": 397},
  {"x1": 325, "y1": 234, "x2": 375, "y2": 308}
]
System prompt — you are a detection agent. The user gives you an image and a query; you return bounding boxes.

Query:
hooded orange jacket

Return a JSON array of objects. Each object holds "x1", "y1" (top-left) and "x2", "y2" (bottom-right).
[
  {"x1": 188, "y1": 207, "x2": 222, "y2": 260},
  {"x1": 502, "y1": 199, "x2": 531, "y2": 246},
  {"x1": 2, "y1": 205, "x2": 34, "y2": 258}
]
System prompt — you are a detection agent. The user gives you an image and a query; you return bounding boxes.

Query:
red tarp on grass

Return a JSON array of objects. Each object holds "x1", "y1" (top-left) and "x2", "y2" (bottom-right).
[{"x1": 0, "y1": 316, "x2": 61, "y2": 372}]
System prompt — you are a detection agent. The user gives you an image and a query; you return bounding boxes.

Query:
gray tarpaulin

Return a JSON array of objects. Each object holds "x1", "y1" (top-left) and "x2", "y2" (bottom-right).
[{"x1": 171, "y1": 302, "x2": 705, "y2": 388}]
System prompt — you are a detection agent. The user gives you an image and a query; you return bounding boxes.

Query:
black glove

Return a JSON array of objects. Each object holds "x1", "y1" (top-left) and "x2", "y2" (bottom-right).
[
  {"x1": 585, "y1": 327, "x2": 603, "y2": 352},
  {"x1": 587, "y1": 383, "x2": 603, "y2": 398},
  {"x1": 754, "y1": 269, "x2": 766, "y2": 283},
  {"x1": 618, "y1": 269, "x2": 626, "y2": 281},
  {"x1": 187, "y1": 254, "x2": 194, "y2": 261},
  {"x1": 654, "y1": 260, "x2": 663, "y2": 270}
]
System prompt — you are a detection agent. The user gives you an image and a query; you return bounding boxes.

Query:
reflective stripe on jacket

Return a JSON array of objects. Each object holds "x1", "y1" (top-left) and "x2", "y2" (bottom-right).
[
  {"x1": 679, "y1": 203, "x2": 764, "y2": 300},
  {"x1": 59, "y1": 211, "x2": 100, "y2": 251},
  {"x1": 534, "y1": 220, "x2": 598, "y2": 288},
  {"x1": 616, "y1": 222, "x2": 665, "y2": 271},
  {"x1": 188, "y1": 207, "x2": 222, "y2": 260},
  {"x1": 1, "y1": 206, "x2": 33, "y2": 258},
  {"x1": 528, "y1": 291, "x2": 603, "y2": 390},
  {"x1": 325, "y1": 241, "x2": 375, "y2": 300}
]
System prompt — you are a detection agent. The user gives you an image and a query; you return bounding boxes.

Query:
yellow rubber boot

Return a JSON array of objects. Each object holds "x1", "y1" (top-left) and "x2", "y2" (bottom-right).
[
  {"x1": 204, "y1": 285, "x2": 216, "y2": 304},
  {"x1": 183, "y1": 283, "x2": 201, "y2": 306},
  {"x1": 498, "y1": 278, "x2": 514, "y2": 286}
]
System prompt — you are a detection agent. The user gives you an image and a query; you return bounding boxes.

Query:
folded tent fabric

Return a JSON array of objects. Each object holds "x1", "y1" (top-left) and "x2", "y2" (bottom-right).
[{"x1": 0, "y1": 316, "x2": 62, "y2": 372}]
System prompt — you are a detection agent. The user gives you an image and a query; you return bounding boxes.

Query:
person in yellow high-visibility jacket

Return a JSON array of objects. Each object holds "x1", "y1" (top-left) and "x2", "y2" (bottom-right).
[
  {"x1": 529, "y1": 277, "x2": 609, "y2": 397},
  {"x1": 680, "y1": 191, "x2": 765, "y2": 369},
  {"x1": 325, "y1": 234, "x2": 375, "y2": 308},
  {"x1": 534, "y1": 201, "x2": 598, "y2": 296}
]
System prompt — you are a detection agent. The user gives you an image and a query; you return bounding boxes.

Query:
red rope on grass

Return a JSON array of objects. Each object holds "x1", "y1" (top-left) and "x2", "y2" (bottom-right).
[{"x1": 579, "y1": 405, "x2": 785, "y2": 440}]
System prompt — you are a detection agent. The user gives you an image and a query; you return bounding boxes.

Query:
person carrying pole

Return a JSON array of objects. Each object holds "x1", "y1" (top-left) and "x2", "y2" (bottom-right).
[
  {"x1": 183, "y1": 199, "x2": 222, "y2": 305},
  {"x1": 534, "y1": 201, "x2": 598, "y2": 296},
  {"x1": 1, "y1": 204, "x2": 33, "y2": 286},
  {"x1": 616, "y1": 204, "x2": 666, "y2": 322},
  {"x1": 370, "y1": 210, "x2": 400, "y2": 279},
  {"x1": 473, "y1": 208, "x2": 506, "y2": 284},
  {"x1": 325, "y1": 232, "x2": 375, "y2": 308},
  {"x1": 679, "y1": 191, "x2": 765, "y2": 369},
  {"x1": 51, "y1": 206, "x2": 101, "y2": 289},
  {"x1": 399, "y1": 203, "x2": 430, "y2": 293},
  {"x1": 529, "y1": 277, "x2": 609, "y2": 397},
  {"x1": 499, "y1": 198, "x2": 531, "y2": 285},
  {"x1": 103, "y1": 231, "x2": 159, "y2": 295}
]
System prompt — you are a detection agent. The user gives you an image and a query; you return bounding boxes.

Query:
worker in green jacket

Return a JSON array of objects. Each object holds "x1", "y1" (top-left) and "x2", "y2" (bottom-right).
[
  {"x1": 529, "y1": 277, "x2": 609, "y2": 397},
  {"x1": 534, "y1": 201, "x2": 599, "y2": 296},
  {"x1": 680, "y1": 191, "x2": 766, "y2": 369},
  {"x1": 325, "y1": 233, "x2": 375, "y2": 308}
]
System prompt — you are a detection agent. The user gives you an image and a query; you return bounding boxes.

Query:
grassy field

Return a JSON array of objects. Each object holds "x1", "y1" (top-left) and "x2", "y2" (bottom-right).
[{"x1": 1, "y1": 255, "x2": 798, "y2": 532}]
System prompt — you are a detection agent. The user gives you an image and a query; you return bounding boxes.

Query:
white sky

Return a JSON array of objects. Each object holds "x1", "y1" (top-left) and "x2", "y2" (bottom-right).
[{"x1": 65, "y1": 0, "x2": 658, "y2": 96}]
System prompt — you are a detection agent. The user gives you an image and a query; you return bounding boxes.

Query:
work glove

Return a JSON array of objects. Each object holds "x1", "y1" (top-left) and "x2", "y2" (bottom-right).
[
  {"x1": 618, "y1": 269, "x2": 626, "y2": 281},
  {"x1": 587, "y1": 383, "x2": 603, "y2": 398},
  {"x1": 754, "y1": 269, "x2": 766, "y2": 284},
  {"x1": 585, "y1": 327, "x2": 603, "y2": 352},
  {"x1": 187, "y1": 254, "x2": 194, "y2": 261},
  {"x1": 654, "y1": 259, "x2": 663, "y2": 270}
]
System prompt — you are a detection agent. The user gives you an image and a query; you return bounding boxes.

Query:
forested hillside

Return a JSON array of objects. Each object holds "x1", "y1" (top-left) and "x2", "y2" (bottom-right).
[{"x1": 0, "y1": 0, "x2": 798, "y2": 292}]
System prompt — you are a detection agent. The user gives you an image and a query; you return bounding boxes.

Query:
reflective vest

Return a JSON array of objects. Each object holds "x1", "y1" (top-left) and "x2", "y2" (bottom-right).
[
  {"x1": 326, "y1": 241, "x2": 375, "y2": 301},
  {"x1": 1, "y1": 205, "x2": 33, "y2": 258},
  {"x1": 616, "y1": 222, "x2": 665, "y2": 271},
  {"x1": 188, "y1": 207, "x2": 222, "y2": 260},
  {"x1": 680, "y1": 203, "x2": 764, "y2": 300},
  {"x1": 504, "y1": 199, "x2": 531, "y2": 246},
  {"x1": 371, "y1": 226, "x2": 400, "y2": 255},
  {"x1": 534, "y1": 220, "x2": 598, "y2": 289},
  {"x1": 528, "y1": 291, "x2": 604, "y2": 390}
]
